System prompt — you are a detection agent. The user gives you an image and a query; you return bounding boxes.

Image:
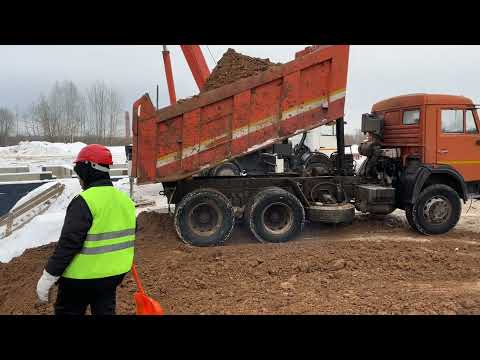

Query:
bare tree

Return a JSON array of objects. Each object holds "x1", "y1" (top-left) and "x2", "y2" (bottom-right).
[
  {"x1": 86, "y1": 81, "x2": 123, "y2": 144},
  {"x1": 26, "y1": 81, "x2": 86, "y2": 142},
  {"x1": 14, "y1": 105, "x2": 19, "y2": 136},
  {"x1": 60, "y1": 81, "x2": 86, "y2": 142},
  {"x1": 107, "y1": 88, "x2": 122, "y2": 144},
  {"x1": 48, "y1": 81, "x2": 86, "y2": 142},
  {"x1": 0, "y1": 107, "x2": 15, "y2": 146},
  {"x1": 24, "y1": 102, "x2": 41, "y2": 137},
  {"x1": 19, "y1": 80, "x2": 124, "y2": 145},
  {"x1": 78, "y1": 95, "x2": 88, "y2": 137},
  {"x1": 87, "y1": 81, "x2": 109, "y2": 142},
  {"x1": 31, "y1": 95, "x2": 54, "y2": 140}
]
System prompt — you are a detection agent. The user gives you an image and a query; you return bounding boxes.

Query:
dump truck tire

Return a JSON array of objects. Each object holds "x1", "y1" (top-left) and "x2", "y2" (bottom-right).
[
  {"x1": 307, "y1": 203, "x2": 355, "y2": 224},
  {"x1": 406, "y1": 184, "x2": 461, "y2": 235},
  {"x1": 174, "y1": 188, "x2": 235, "y2": 246},
  {"x1": 247, "y1": 187, "x2": 305, "y2": 243},
  {"x1": 210, "y1": 162, "x2": 241, "y2": 176},
  {"x1": 405, "y1": 205, "x2": 419, "y2": 232}
]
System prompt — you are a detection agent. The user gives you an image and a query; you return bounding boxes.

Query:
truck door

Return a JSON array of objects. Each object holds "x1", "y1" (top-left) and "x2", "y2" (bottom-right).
[{"x1": 436, "y1": 107, "x2": 480, "y2": 182}]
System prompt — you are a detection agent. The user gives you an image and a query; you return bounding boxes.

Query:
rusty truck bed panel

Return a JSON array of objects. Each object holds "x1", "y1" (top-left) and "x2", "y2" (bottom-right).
[{"x1": 132, "y1": 45, "x2": 350, "y2": 184}]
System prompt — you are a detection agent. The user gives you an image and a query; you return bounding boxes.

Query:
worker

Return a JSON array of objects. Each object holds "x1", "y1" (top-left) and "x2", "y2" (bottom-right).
[{"x1": 35, "y1": 144, "x2": 136, "y2": 315}]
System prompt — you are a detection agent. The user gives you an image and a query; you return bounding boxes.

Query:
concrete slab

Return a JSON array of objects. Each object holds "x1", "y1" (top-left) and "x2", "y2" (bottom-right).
[
  {"x1": 41, "y1": 166, "x2": 73, "y2": 179},
  {"x1": 0, "y1": 172, "x2": 53, "y2": 182},
  {"x1": 71, "y1": 175, "x2": 127, "y2": 182},
  {"x1": 0, "y1": 167, "x2": 30, "y2": 174},
  {"x1": 109, "y1": 168, "x2": 128, "y2": 176}
]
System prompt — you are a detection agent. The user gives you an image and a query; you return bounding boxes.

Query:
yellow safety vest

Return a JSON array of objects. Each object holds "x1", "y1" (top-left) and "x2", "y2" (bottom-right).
[{"x1": 62, "y1": 186, "x2": 136, "y2": 279}]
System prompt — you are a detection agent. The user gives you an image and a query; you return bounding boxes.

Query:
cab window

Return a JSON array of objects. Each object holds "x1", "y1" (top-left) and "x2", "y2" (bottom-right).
[
  {"x1": 466, "y1": 110, "x2": 479, "y2": 134},
  {"x1": 441, "y1": 109, "x2": 464, "y2": 133},
  {"x1": 403, "y1": 109, "x2": 420, "y2": 125}
]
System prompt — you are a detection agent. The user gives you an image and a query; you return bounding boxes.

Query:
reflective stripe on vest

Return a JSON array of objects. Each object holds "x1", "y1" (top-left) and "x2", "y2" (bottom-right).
[
  {"x1": 81, "y1": 240, "x2": 135, "y2": 254},
  {"x1": 62, "y1": 186, "x2": 136, "y2": 280},
  {"x1": 86, "y1": 228, "x2": 135, "y2": 241}
]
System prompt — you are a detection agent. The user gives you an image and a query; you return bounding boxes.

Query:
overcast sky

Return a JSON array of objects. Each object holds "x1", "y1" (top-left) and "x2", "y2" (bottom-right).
[{"x1": 1, "y1": 45, "x2": 480, "y2": 133}]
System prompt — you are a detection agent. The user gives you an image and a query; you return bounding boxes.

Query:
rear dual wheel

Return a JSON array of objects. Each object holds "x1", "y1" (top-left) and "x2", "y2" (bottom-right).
[
  {"x1": 174, "y1": 188, "x2": 235, "y2": 246},
  {"x1": 175, "y1": 186, "x2": 305, "y2": 246},
  {"x1": 245, "y1": 187, "x2": 305, "y2": 243}
]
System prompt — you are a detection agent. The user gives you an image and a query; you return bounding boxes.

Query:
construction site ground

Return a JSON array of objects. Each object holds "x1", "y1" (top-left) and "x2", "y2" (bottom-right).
[{"x1": 1, "y1": 203, "x2": 480, "y2": 315}]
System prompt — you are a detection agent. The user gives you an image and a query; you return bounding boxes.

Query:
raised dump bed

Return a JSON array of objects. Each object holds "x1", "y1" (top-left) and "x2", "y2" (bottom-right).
[{"x1": 132, "y1": 45, "x2": 350, "y2": 184}]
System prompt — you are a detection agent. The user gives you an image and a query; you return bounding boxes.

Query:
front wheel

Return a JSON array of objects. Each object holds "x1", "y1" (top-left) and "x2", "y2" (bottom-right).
[{"x1": 405, "y1": 184, "x2": 461, "y2": 235}]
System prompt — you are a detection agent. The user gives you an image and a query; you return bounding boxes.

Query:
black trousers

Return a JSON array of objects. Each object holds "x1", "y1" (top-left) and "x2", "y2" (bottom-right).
[{"x1": 54, "y1": 273, "x2": 126, "y2": 315}]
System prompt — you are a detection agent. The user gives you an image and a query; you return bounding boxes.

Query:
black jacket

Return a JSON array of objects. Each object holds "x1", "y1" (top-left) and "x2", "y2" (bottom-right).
[{"x1": 46, "y1": 179, "x2": 118, "y2": 277}]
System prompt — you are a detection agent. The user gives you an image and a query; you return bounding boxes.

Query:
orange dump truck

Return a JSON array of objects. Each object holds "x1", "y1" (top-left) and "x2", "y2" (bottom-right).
[{"x1": 131, "y1": 45, "x2": 480, "y2": 246}]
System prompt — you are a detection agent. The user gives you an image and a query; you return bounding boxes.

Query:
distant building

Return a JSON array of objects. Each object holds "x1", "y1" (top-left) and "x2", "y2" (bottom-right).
[
  {"x1": 291, "y1": 124, "x2": 338, "y2": 156},
  {"x1": 291, "y1": 125, "x2": 364, "y2": 166}
]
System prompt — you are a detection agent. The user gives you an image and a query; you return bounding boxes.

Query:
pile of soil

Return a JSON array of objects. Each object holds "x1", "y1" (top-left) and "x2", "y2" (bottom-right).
[
  {"x1": 136, "y1": 211, "x2": 175, "y2": 240},
  {"x1": 201, "y1": 48, "x2": 280, "y2": 93},
  {"x1": 0, "y1": 242, "x2": 57, "y2": 315},
  {"x1": 2, "y1": 209, "x2": 480, "y2": 315},
  {"x1": 173, "y1": 48, "x2": 280, "y2": 105}
]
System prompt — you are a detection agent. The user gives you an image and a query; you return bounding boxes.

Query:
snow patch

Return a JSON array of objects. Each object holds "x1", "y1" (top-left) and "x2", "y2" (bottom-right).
[
  {"x1": 0, "y1": 141, "x2": 127, "y2": 171},
  {"x1": 0, "y1": 212, "x2": 67, "y2": 263},
  {"x1": 0, "y1": 141, "x2": 86, "y2": 158}
]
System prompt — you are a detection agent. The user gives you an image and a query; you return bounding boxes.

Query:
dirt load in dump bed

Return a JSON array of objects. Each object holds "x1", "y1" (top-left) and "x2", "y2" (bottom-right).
[
  {"x1": 200, "y1": 48, "x2": 281, "y2": 93},
  {"x1": 175, "y1": 48, "x2": 280, "y2": 105},
  {"x1": 2, "y1": 205, "x2": 480, "y2": 315}
]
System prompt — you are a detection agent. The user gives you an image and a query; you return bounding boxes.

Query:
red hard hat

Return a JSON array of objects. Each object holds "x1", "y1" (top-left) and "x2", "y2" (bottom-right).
[{"x1": 74, "y1": 144, "x2": 113, "y2": 165}]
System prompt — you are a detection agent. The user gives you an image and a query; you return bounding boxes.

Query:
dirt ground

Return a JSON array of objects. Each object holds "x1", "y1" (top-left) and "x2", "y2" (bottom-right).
[{"x1": 1, "y1": 203, "x2": 480, "y2": 315}]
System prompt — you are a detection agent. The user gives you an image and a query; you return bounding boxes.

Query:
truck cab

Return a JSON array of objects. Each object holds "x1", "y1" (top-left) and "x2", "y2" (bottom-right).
[
  {"x1": 372, "y1": 93, "x2": 480, "y2": 182},
  {"x1": 359, "y1": 94, "x2": 480, "y2": 235}
]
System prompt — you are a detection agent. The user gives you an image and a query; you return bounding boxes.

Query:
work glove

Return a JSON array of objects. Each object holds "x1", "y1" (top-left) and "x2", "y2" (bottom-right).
[{"x1": 36, "y1": 270, "x2": 60, "y2": 304}]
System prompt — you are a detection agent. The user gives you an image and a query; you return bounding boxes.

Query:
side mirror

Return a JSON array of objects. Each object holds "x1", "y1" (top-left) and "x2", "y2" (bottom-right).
[
  {"x1": 125, "y1": 145, "x2": 133, "y2": 161},
  {"x1": 125, "y1": 145, "x2": 133, "y2": 179},
  {"x1": 361, "y1": 113, "x2": 383, "y2": 136}
]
